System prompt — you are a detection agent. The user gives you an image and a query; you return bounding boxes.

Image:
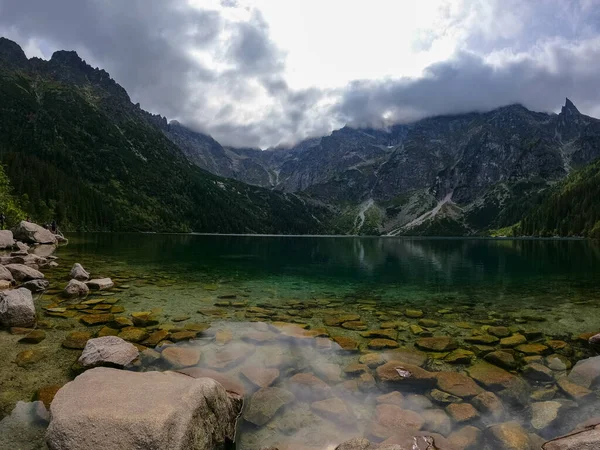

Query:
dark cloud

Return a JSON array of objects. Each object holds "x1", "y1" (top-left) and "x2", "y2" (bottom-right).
[
  {"x1": 335, "y1": 42, "x2": 600, "y2": 129},
  {"x1": 1, "y1": 0, "x2": 600, "y2": 148}
]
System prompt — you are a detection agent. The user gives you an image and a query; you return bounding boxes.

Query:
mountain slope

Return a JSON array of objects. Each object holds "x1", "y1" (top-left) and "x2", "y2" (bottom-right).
[
  {"x1": 173, "y1": 99, "x2": 600, "y2": 236},
  {"x1": 0, "y1": 37, "x2": 332, "y2": 233},
  {"x1": 517, "y1": 157, "x2": 600, "y2": 238}
]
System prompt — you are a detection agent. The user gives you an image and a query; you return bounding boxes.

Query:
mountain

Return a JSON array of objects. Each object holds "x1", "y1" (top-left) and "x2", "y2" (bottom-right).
[
  {"x1": 173, "y1": 99, "x2": 600, "y2": 236},
  {"x1": 0, "y1": 37, "x2": 332, "y2": 233}
]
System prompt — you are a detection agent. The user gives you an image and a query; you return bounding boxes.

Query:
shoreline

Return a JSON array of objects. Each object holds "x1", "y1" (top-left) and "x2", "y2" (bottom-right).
[{"x1": 68, "y1": 230, "x2": 591, "y2": 241}]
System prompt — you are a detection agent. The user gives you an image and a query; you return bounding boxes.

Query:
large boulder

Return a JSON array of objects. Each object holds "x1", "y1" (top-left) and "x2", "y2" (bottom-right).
[
  {"x1": 69, "y1": 263, "x2": 90, "y2": 281},
  {"x1": 45, "y1": 368, "x2": 242, "y2": 450},
  {"x1": 13, "y1": 221, "x2": 57, "y2": 245},
  {"x1": 5, "y1": 264, "x2": 44, "y2": 282},
  {"x1": 78, "y1": 336, "x2": 139, "y2": 368},
  {"x1": 31, "y1": 244, "x2": 56, "y2": 257},
  {"x1": 0, "y1": 288, "x2": 35, "y2": 327},
  {"x1": 0, "y1": 230, "x2": 14, "y2": 249},
  {"x1": 63, "y1": 279, "x2": 89, "y2": 298}
]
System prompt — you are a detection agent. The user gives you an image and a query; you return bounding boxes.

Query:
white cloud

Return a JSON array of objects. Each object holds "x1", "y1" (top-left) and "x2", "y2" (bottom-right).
[{"x1": 1, "y1": 0, "x2": 600, "y2": 148}]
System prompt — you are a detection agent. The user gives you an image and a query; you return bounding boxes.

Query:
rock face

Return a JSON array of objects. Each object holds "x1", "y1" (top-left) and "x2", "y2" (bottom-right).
[
  {"x1": 63, "y1": 279, "x2": 89, "y2": 298},
  {"x1": 13, "y1": 221, "x2": 57, "y2": 244},
  {"x1": 0, "y1": 230, "x2": 14, "y2": 249},
  {"x1": 45, "y1": 368, "x2": 242, "y2": 450},
  {"x1": 69, "y1": 263, "x2": 90, "y2": 281},
  {"x1": 0, "y1": 288, "x2": 35, "y2": 327},
  {"x1": 78, "y1": 336, "x2": 139, "y2": 368}
]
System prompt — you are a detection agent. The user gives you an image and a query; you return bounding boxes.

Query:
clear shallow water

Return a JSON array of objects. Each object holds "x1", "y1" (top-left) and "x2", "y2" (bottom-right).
[{"x1": 1, "y1": 234, "x2": 600, "y2": 449}]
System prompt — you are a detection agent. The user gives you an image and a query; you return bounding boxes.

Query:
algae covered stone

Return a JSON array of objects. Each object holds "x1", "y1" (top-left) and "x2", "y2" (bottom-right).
[
  {"x1": 243, "y1": 387, "x2": 294, "y2": 426},
  {"x1": 415, "y1": 336, "x2": 458, "y2": 352}
]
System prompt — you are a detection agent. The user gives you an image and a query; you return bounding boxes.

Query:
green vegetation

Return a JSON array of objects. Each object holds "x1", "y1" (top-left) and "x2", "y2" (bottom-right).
[
  {"x1": 0, "y1": 51, "x2": 331, "y2": 233},
  {"x1": 517, "y1": 158, "x2": 600, "y2": 238},
  {"x1": 0, "y1": 163, "x2": 25, "y2": 226}
]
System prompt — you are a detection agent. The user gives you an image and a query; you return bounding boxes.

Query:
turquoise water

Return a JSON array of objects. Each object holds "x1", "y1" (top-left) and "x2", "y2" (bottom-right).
[{"x1": 1, "y1": 234, "x2": 600, "y2": 449}]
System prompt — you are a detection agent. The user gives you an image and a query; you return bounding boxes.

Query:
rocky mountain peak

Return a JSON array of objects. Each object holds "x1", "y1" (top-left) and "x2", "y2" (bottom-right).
[
  {"x1": 0, "y1": 37, "x2": 27, "y2": 68},
  {"x1": 561, "y1": 97, "x2": 580, "y2": 116},
  {"x1": 50, "y1": 49, "x2": 84, "y2": 66}
]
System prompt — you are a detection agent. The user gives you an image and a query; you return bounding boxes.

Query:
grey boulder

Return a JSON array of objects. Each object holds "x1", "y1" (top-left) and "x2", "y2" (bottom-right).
[
  {"x1": 0, "y1": 288, "x2": 36, "y2": 327},
  {"x1": 63, "y1": 279, "x2": 89, "y2": 298},
  {"x1": 22, "y1": 279, "x2": 50, "y2": 293},
  {"x1": 69, "y1": 263, "x2": 90, "y2": 281},
  {"x1": 13, "y1": 221, "x2": 57, "y2": 245},
  {"x1": 86, "y1": 278, "x2": 114, "y2": 290},
  {"x1": 5, "y1": 264, "x2": 44, "y2": 282},
  {"x1": 0, "y1": 230, "x2": 14, "y2": 249},
  {"x1": 78, "y1": 336, "x2": 139, "y2": 368},
  {"x1": 45, "y1": 367, "x2": 242, "y2": 450},
  {"x1": 0, "y1": 265, "x2": 14, "y2": 282}
]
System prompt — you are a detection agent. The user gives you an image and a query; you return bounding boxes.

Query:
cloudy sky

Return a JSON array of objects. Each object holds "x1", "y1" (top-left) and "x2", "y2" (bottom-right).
[{"x1": 1, "y1": 0, "x2": 600, "y2": 148}]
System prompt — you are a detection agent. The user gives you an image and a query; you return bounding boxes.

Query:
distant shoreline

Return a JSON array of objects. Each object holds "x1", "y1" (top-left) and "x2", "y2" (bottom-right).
[{"x1": 64, "y1": 231, "x2": 590, "y2": 241}]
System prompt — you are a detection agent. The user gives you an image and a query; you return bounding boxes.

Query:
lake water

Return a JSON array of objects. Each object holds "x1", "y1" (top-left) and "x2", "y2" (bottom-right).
[{"x1": 1, "y1": 234, "x2": 600, "y2": 449}]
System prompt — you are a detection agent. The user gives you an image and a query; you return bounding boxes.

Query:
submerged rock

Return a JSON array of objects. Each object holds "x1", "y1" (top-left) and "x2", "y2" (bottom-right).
[
  {"x1": 0, "y1": 287, "x2": 36, "y2": 327},
  {"x1": 45, "y1": 367, "x2": 241, "y2": 450},
  {"x1": 15, "y1": 349, "x2": 45, "y2": 367},
  {"x1": 446, "y1": 403, "x2": 479, "y2": 423},
  {"x1": 310, "y1": 397, "x2": 354, "y2": 426},
  {"x1": 161, "y1": 346, "x2": 201, "y2": 368},
  {"x1": 78, "y1": 336, "x2": 139, "y2": 368},
  {"x1": 435, "y1": 371, "x2": 483, "y2": 398},
  {"x1": 22, "y1": 279, "x2": 49, "y2": 293},
  {"x1": 240, "y1": 366, "x2": 280, "y2": 389},
  {"x1": 376, "y1": 360, "x2": 436, "y2": 387},
  {"x1": 13, "y1": 221, "x2": 57, "y2": 245},
  {"x1": 243, "y1": 387, "x2": 295, "y2": 426},
  {"x1": 62, "y1": 331, "x2": 92, "y2": 349},
  {"x1": 485, "y1": 421, "x2": 534, "y2": 450},
  {"x1": 415, "y1": 336, "x2": 458, "y2": 352},
  {"x1": 63, "y1": 279, "x2": 89, "y2": 298},
  {"x1": 69, "y1": 263, "x2": 90, "y2": 281},
  {"x1": 18, "y1": 329, "x2": 46, "y2": 344},
  {"x1": 531, "y1": 401, "x2": 561, "y2": 431}
]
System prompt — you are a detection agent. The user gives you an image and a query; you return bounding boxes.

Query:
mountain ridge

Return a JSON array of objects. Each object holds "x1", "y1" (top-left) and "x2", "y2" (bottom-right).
[
  {"x1": 0, "y1": 37, "x2": 333, "y2": 234},
  {"x1": 167, "y1": 94, "x2": 600, "y2": 236}
]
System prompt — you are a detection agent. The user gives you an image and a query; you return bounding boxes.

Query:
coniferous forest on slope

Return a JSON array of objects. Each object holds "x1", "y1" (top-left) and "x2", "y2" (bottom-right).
[{"x1": 0, "y1": 39, "x2": 332, "y2": 233}]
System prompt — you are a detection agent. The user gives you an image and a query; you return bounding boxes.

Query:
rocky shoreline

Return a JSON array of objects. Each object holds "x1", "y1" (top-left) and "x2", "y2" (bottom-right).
[{"x1": 1, "y1": 223, "x2": 600, "y2": 449}]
